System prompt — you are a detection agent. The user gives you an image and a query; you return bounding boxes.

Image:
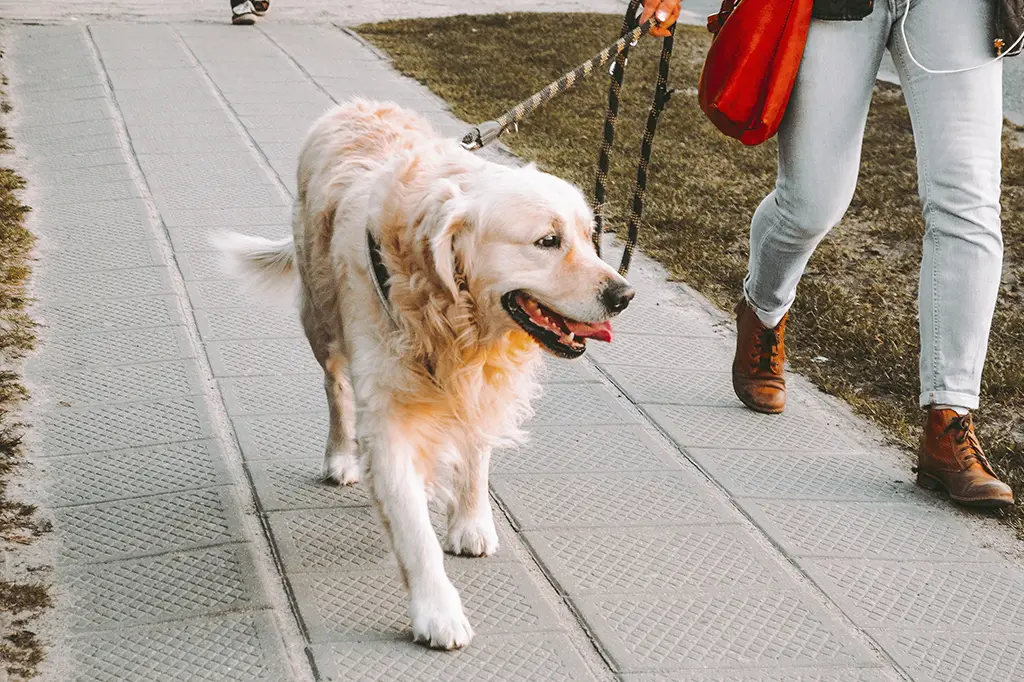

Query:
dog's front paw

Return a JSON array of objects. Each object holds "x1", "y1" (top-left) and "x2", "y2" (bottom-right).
[
  {"x1": 410, "y1": 584, "x2": 474, "y2": 650},
  {"x1": 322, "y1": 449, "x2": 360, "y2": 486},
  {"x1": 445, "y1": 513, "x2": 499, "y2": 558}
]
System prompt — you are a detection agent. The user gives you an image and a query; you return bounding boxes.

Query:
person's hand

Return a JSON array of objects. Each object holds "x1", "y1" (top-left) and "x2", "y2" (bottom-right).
[{"x1": 640, "y1": 0, "x2": 681, "y2": 38}]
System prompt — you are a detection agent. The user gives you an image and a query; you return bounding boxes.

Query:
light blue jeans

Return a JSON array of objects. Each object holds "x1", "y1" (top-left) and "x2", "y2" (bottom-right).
[{"x1": 744, "y1": 0, "x2": 1004, "y2": 410}]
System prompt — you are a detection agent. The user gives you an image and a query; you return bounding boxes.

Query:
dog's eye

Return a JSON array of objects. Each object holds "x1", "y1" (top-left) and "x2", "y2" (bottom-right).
[{"x1": 535, "y1": 234, "x2": 561, "y2": 249}]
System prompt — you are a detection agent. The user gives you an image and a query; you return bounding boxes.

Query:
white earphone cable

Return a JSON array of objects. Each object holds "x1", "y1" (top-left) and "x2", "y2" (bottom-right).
[{"x1": 899, "y1": 0, "x2": 1024, "y2": 75}]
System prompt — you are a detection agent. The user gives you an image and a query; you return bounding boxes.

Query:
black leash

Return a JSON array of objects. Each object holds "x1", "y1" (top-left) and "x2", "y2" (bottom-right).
[{"x1": 461, "y1": 1, "x2": 675, "y2": 278}]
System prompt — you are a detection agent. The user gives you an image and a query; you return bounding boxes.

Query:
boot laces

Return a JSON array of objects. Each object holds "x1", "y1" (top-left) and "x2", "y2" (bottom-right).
[
  {"x1": 751, "y1": 326, "x2": 780, "y2": 374},
  {"x1": 941, "y1": 414, "x2": 989, "y2": 469}
]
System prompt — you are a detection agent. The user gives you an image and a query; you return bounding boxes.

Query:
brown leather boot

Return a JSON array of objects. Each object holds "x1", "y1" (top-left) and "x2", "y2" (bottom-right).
[
  {"x1": 732, "y1": 298, "x2": 787, "y2": 414},
  {"x1": 915, "y1": 409, "x2": 1014, "y2": 508}
]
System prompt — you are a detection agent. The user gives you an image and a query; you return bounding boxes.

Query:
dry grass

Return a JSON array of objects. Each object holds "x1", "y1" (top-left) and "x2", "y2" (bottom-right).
[
  {"x1": 0, "y1": 52, "x2": 49, "y2": 679},
  {"x1": 359, "y1": 14, "x2": 1024, "y2": 532}
]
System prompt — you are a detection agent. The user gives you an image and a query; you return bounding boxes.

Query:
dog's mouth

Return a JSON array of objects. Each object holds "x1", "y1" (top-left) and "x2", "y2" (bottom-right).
[{"x1": 502, "y1": 291, "x2": 613, "y2": 359}]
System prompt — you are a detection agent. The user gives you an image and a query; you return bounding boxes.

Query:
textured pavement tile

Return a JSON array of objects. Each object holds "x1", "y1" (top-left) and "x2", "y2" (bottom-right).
[
  {"x1": 194, "y1": 307, "x2": 303, "y2": 343},
  {"x1": 218, "y1": 374, "x2": 326, "y2": 415},
  {"x1": 20, "y1": 131, "x2": 123, "y2": 157},
  {"x1": 37, "y1": 396, "x2": 213, "y2": 456},
  {"x1": 804, "y1": 559, "x2": 1024, "y2": 631},
  {"x1": 30, "y1": 196, "x2": 152, "y2": 244},
  {"x1": 62, "y1": 611, "x2": 290, "y2": 682},
  {"x1": 44, "y1": 440, "x2": 229, "y2": 507},
  {"x1": 35, "y1": 177, "x2": 142, "y2": 207},
  {"x1": 577, "y1": 590, "x2": 877, "y2": 673},
  {"x1": 620, "y1": 668, "x2": 899, "y2": 681},
  {"x1": 527, "y1": 383, "x2": 635, "y2": 426},
  {"x1": 35, "y1": 358, "x2": 204, "y2": 407},
  {"x1": 137, "y1": 155, "x2": 273, "y2": 190},
  {"x1": 292, "y1": 562, "x2": 561, "y2": 643},
  {"x1": 525, "y1": 525, "x2": 787, "y2": 595},
  {"x1": 871, "y1": 630, "x2": 1024, "y2": 682},
  {"x1": 743, "y1": 500, "x2": 998, "y2": 561},
  {"x1": 491, "y1": 472, "x2": 734, "y2": 530},
  {"x1": 648, "y1": 405, "x2": 861, "y2": 451},
  {"x1": 186, "y1": 280, "x2": 252, "y2": 308},
  {"x1": 589, "y1": 333, "x2": 733, "y2": 368},
  {"x1": 35, "y1": 266, "x2": 176, "y2": 302},
  {"x1": 130, "y1": 134, "x2": 253, "y2": 156},
  {"x1": 233, "y1": 412, "x2": 329, "y2": 460},
  {"x1": 158, "y1": 205, "x2": 292, "y2": 228},
  {"x1": 39, "y1": 240, "x2": 163, "y2": 274},
  {"x1": 247, "y1": 458, "x2": 369, "y2": 511},
  {"x1": 151, "y1": 180, "x2": 286, "y2": 213},
  {"x1": 37, "y1": 161, "x2": 134, "y2": 187},
  {"x1": 685, "y1": 448, "x2": 914, "y2": 501},
  {"x1": 269, "y1": 506, "x2": 513, "y2": 574},
  {"x1": 16, "y1": 118, "x2": 114, "y2": 142},
  {"x1": 25, "y1": 326, "x2": 194, "y2": 371},
  {"x1": 205, "y1": 338, "x2": 319, "y2": 377},
  {"x1": 491, "y1": 425, "x2": 680, "y2": 475},
  {"x1": 53, "y1": 487, "x2": 243, "y2": 564},
  {"x1": 35, "y1": 294, "x2": 183, "y2": 335},
  {"x1": 170, "y1": 224, "x2": 292, "y2": 254},
  {"x1": 608, "y1": 366, "x2": 737, "y2": 406},
  {"x1": 106, "y1": 69, "x2": 209, "y2": 92},
  {"x1": 537, "y1": 356, "x2": 600, "y2": 384},
  {"x1": 61, "y1": 544, "x2": 265, "y2": 632},
  {"x1": 26, "y1": 146, "x2": 128, "y2": 173},
  {"x1": 136, "y1": 150, "x2": 266, "y2": 175},
  {"x1": 269, "y1": 506, "x2": 393, "y2": 573},
  {"x1": 606, "y1": 302, "x2": 721, "y2": 336},
  {"x1": 312, "y1": 632, "x2": 596, "y2": 682}
]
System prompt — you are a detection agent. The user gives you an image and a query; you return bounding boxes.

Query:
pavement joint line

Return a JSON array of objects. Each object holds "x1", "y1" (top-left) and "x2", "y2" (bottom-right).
[
  {"x1": 259, "y1": 24, "x2": 342, "y2": 109},
  {"x1": 172, "y1": 24, "x2": 295, "y2": 201},
  {"x1": 592, "y1": 363, "x2": 916, "y2": 680},
  {"x1": 81, "y1": 23, "x2": 316, "y2": 681}
]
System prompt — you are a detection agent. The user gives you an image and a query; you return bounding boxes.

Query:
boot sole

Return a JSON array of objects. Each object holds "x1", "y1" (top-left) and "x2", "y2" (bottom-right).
[
  {"x1": 732, "y1": 376, "x2": 784, "y2": 414},
  {"x1": 916, "y1": 471, "x2": 1014, "y2": 508},
  {"x1": 232, "y1": 13, "x2": 256, "y2": 24}
]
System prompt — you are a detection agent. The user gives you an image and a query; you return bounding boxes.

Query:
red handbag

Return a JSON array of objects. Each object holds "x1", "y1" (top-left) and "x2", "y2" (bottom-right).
[{"x1": 697, "y1": 0, "x2": 814, "y2": 145}]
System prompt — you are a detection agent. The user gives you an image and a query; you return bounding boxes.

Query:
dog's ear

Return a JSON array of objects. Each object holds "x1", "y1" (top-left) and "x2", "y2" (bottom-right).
[{"x1": 423, "y1": 179, "x2": 466, "y2": 301}]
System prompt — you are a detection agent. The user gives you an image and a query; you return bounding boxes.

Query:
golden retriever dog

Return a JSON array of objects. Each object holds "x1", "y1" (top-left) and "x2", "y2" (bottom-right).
[{"x1": 216, "y1": 99, "x2": 634, "y2": 650}]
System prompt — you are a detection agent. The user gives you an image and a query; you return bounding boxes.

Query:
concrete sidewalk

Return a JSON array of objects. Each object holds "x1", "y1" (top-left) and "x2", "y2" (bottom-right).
[{"x1": 6, "y1": 18, "x2": 1024, "y2": 682}]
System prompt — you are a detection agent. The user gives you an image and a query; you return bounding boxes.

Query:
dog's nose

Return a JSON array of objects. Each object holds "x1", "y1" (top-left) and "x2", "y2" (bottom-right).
[{"x1": 601, "y1": 281, "x2": 635, "y2": 314}]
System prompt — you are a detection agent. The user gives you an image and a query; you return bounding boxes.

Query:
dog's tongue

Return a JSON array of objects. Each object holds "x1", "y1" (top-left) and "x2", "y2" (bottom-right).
[{"x1": 566, "y1": 320, "x2": 613, "y2": 343}]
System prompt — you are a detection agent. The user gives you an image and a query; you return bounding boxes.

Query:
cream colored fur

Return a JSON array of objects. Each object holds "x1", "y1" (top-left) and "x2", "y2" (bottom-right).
[{"x1": 218, "y1": 99, "x2": 629, "y2": 650}]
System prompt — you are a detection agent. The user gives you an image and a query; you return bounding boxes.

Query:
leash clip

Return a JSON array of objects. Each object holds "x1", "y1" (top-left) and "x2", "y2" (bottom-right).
[{"x1": 460, "y1": 120, "x2": 503, "y2": 151}]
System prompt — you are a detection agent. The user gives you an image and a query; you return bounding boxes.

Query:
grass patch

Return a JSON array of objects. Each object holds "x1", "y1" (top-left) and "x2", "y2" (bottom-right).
[
  {"x1": 0, "y1": 51, "x2": 49, "y2": 679},
  {"x1": 359, "y1": 14, "x2": 1024, "y2": 531}
]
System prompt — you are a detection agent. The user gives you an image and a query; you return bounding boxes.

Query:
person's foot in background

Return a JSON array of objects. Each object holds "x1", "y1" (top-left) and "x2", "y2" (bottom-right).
[{"x1": 231, "y1": 0, "x2": 269, "y2": 25}]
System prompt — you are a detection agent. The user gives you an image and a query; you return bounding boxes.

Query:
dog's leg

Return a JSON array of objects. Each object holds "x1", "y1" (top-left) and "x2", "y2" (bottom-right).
[
  {"x1": 445, "y1": 447, "x2": 499, "y2": 557},
  {"x1": 363, "y1": 427, "x2": 473, "y2": 650},
  {"x1": 322, "y1": 359, "x2": 359, "y2": 485}
]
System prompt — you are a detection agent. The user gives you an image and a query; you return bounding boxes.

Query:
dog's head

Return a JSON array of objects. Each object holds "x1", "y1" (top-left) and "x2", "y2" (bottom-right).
[{"x1": 415, "y1": 161, "x2": 634, "y2": 359}]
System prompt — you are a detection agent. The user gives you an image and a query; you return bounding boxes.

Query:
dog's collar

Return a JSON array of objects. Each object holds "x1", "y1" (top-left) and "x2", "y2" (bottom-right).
[{"x1": 366, "y1": 229, "x2": 398, "y2": 326}]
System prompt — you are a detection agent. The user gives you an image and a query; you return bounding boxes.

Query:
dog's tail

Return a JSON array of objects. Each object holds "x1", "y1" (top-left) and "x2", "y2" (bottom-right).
[{"x1": 212, "y1": 232, "x2": 299, "y2": 303}]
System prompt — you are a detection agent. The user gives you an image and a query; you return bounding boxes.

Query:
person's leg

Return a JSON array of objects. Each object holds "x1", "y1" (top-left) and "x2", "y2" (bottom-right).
[
  {"x1": 734, "y1": 8, "x2": 892, "y2": 413},
  {"x1": 889, "y1": 0, "x2": 1012, "y2": 506},
  {"x1": 888, "y1": 0, "x2": 1004, "y2": 412}
]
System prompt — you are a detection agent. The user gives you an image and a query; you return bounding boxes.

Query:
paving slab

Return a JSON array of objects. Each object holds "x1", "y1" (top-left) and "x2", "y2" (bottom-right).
[{"x1": 8, "y1": 15, "x2": 1024, "y2": 682}]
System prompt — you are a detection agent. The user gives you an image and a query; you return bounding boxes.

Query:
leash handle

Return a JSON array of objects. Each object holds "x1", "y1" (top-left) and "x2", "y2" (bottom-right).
[
  {"x1": 594, "y1": 1, "x2": 675, "y2": 277},
  {"x1": 460, "y1": 15, "x2": 658, "y2": 151},
  {"x1": 593, "y1": 0, "x2": 643, "y2": 255}
]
